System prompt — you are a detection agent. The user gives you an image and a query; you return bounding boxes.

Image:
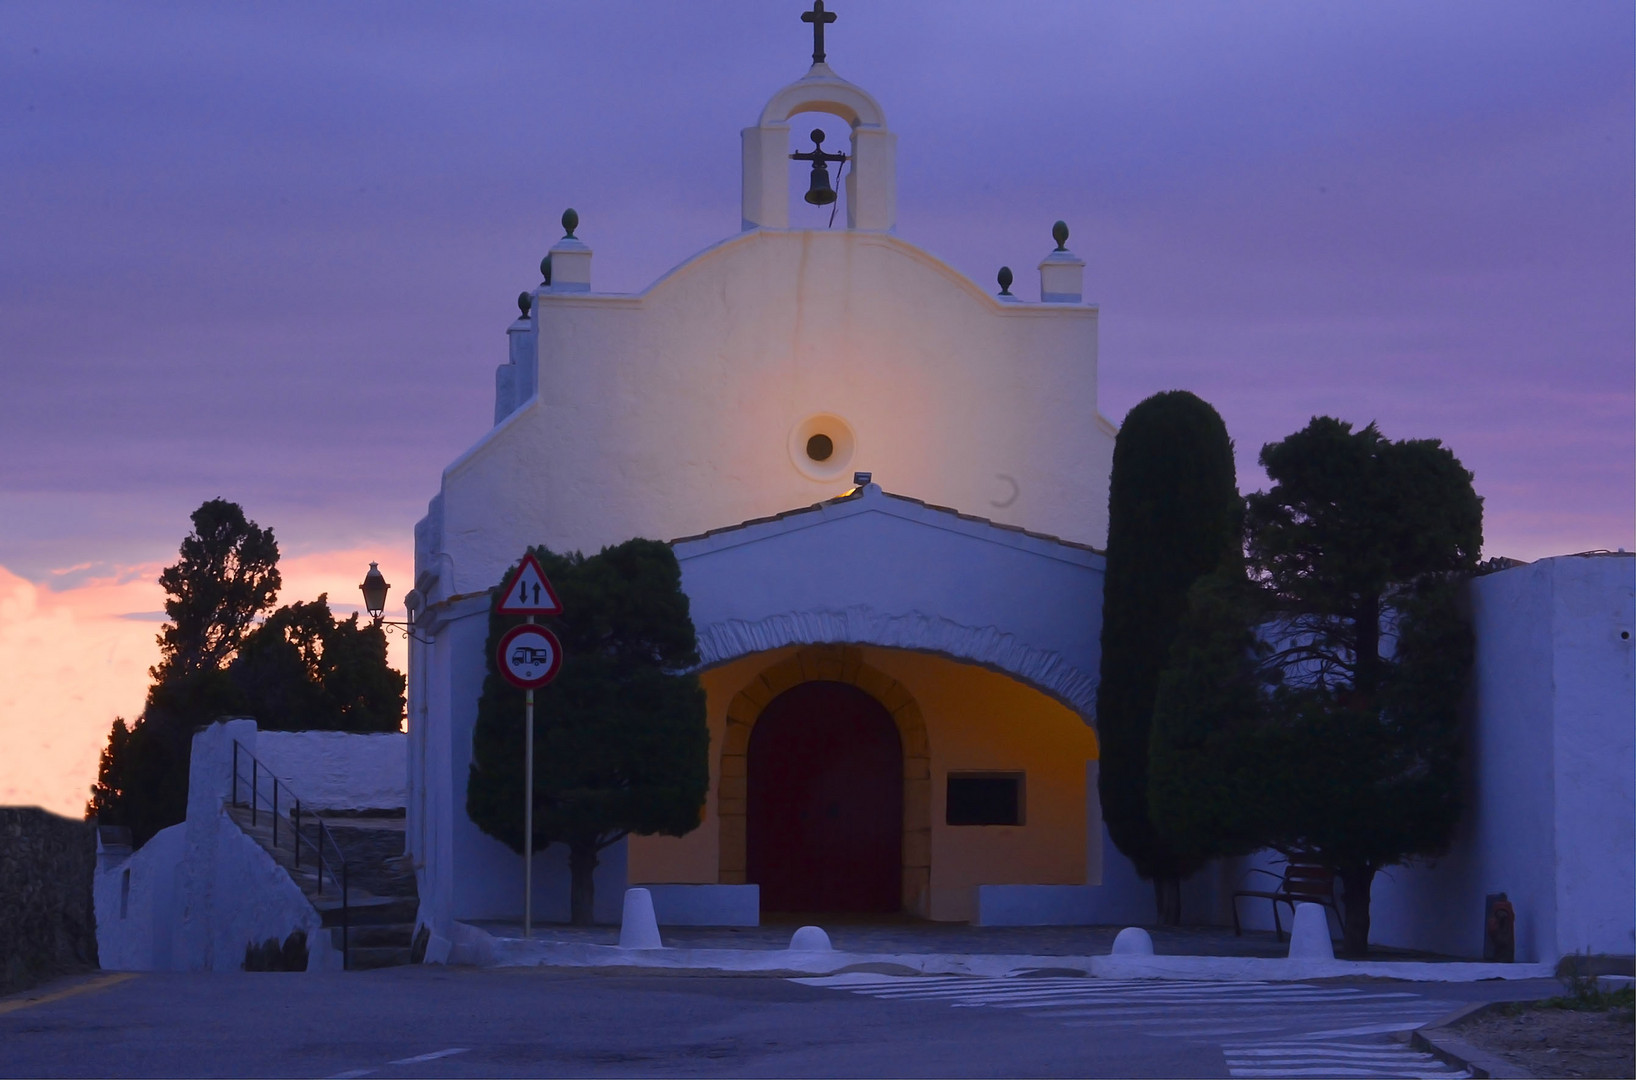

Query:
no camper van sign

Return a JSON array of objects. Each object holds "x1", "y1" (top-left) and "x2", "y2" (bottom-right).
[{"x1": 497, "y1": 623, "x2": 562, "y2": 691}]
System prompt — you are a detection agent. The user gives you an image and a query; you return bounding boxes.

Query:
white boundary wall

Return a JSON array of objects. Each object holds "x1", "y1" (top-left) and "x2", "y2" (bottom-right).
[
  {"x1": 254, "y1": 730, "x2": 407, "y2": 812},
  {"x1": 92, "y1": 720, "x2": 395, "y2": 970},
  {"x1": 1363, "y1": 554, "x2": 1636, "y2": 962},
  {"x1": 1082, "y1": 555, "x2": 1634, "y2": 962}
]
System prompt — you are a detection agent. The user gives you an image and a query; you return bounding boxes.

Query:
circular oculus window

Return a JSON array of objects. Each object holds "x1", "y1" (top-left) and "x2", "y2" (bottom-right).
[{"x1": 788, "y1": 414, "x2": 856, "y2": 481}]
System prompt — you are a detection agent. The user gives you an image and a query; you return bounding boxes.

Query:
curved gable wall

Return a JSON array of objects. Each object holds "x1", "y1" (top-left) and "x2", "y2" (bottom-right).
[{"x1": 436, "y1": 229, "x2": 1112, "y2": 597}]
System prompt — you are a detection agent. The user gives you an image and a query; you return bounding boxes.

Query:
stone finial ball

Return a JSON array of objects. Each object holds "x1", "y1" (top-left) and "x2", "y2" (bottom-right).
[
  {"x1": 561, "y1": 207, "x2": 579, "y2": 238},
  {"x1": 1052, "y1": 220, "x2": 1070, "y2": 250},
  {"x1": 539, "y1": 254, "x2": 552, "y2": 285},
  {"x1": 997, "y1": 265, "x2": 1014, "y2": 294},
  {"x1": 517, "y1": 291, "x2": 532, "y2": 317}
]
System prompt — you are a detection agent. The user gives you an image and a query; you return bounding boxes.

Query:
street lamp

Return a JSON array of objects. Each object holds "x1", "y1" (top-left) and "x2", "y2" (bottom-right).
[{"x1": 358, "y1": 561, "x2": 432, "y2": 642}]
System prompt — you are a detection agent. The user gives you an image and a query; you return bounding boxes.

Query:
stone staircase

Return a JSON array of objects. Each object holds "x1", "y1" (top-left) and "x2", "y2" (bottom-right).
[{"x1": 225, "y1": 803, "x2": 420, "y2": 969}]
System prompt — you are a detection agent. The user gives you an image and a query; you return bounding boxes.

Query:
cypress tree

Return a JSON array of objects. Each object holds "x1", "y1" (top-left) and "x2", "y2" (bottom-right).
[
  {"x1": 1096, "y1": 390, "x2": 1240, "y2": 924},
  {"x1": 1148, "y1": 571, "x2": 1272, "y2": 868}
]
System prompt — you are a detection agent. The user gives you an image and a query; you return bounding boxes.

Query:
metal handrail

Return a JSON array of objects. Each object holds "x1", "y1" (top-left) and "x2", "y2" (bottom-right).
[{"x1": 230, "y1": 740, "x2": 350, "y2": 970}]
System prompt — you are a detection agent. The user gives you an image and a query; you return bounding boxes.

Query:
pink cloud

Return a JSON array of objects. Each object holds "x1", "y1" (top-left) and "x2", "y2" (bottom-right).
[{"x1": 0, "y1": 549, "x2": 410, "y2": 818}]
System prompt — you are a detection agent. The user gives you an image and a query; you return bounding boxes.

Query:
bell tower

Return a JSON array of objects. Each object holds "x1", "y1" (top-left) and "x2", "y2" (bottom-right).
[{"x1": 741, "y1": 2, "x2": 897, "y2": 232}]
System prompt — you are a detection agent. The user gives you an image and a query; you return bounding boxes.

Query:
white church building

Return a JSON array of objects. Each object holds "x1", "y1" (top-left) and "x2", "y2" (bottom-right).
[
  {"x1": 408, "y1": 25, "x2": 1117, "y2": 933},
  {"x1": 399, "y1": 10, "x2": 1635, "y2": 962}
]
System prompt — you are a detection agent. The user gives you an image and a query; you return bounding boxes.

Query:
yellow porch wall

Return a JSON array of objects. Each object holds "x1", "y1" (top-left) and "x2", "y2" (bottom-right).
[
  {"x1": 857, "y1": 648, "x2": 1097, "y2": 922},
  {"x1": 627, "y1": 645, "x2": 1098, "y2": 925}
]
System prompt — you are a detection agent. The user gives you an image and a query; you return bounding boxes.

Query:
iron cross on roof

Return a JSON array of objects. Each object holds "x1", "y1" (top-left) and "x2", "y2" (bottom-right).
[{"x1": 802, "y1": 1, "x2": 837, "y2": 65}]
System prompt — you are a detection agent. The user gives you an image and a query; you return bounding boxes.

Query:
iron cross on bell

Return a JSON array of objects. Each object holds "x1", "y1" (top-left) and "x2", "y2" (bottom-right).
[{"x1": 790, "y1": 129, "x2": 847, "y2": 206}]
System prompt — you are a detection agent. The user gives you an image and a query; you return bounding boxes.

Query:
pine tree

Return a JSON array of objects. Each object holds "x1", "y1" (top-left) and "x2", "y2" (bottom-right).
[
  {"x1": 1244, "y1": 417, "x2": 1480, "y2": 956},
  {"x1": 152, "y1": 499, "x2": 281, "y2": 682},
  {"x1": 229, "y1": 595, "x2": 404, "y2": 732},
  {"x1": 88, "y1": 500, "x2": 277, "y2": 844},
  {"x1": 1096, "y1": 390, "x2": 1241, "y2": 924},
  {"x1": 466, "y1": 539, "x2": 709, "y2": 925}
]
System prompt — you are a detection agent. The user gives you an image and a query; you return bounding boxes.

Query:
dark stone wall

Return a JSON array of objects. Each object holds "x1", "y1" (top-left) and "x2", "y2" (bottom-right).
[{"x1": 0, "y1": 807, "x2": 99, "y2": 994}]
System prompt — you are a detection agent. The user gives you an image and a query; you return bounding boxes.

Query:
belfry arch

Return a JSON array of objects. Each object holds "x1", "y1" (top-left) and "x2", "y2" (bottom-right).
[
  {"x1": 717, "y1": 645, "x2": 932, "y2": 916},
  {"x1": 741, "y1": 64, "x2": 897, "y2": 231}
]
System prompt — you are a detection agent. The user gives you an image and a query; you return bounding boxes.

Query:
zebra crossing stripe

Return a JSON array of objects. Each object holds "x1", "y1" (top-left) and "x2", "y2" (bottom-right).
[
  {"x1": 1228, "y1": 1070, "x2": 1465, "y2": 1078},
  {"x1": 797, "y1": 973, "x2": 1470, "y2": 1078}
]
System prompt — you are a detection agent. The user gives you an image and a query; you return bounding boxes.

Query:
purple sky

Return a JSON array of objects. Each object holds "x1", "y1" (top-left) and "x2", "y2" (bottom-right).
[{"x1": 3, "y1": 0, "x2": 1631, "y2": 589}]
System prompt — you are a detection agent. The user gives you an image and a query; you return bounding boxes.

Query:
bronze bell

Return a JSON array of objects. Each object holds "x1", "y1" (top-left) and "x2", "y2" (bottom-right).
[
  {"x1": 792, "y1": 128, "x2": 844, "y2": 207},
  {"x1": 804, "y1": 159, "x2": 837, "y2": 206}
]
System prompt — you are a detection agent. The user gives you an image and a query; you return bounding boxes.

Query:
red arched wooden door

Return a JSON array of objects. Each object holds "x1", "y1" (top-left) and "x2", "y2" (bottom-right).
[{"x1": 746, "y1": 681, "x2": 903, "y2": 913}]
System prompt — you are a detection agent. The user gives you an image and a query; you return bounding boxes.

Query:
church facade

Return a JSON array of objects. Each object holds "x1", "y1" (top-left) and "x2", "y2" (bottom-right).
[{"x1": 405, "y1": 30, "x2": 1129, "y2": 932}]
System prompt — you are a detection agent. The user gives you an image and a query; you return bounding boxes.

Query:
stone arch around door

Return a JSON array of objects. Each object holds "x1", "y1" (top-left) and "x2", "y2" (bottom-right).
[{"x1": 718, "y1": 644, "x2": 931, "y2": 917}]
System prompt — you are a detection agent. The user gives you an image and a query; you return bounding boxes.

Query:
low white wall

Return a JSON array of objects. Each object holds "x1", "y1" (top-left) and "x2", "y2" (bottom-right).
[
  {"x1": 1084, "y1": 555, "x2": 1634, "y2": 962},
  {"x1": 94, "y1": 720, "x2": 343, "y2": 971},
  {"x1": 254, "y1": 730, "x2": 407, "y2": 812},
  {"x1": 975, "y1": 885, "x2": 1093, "y2": 926},
  {"x1": 94, "y1": 823, "x2": 185, "y2": 970},
  {"x1": 194, "y1": 805, "x2": 340, "y2": 972},
  {"x1": 1365, "y1": 555, "x2": 1635, "y2": 962},
  {"x1": 643, "y1": 884, "x2": 759, "y2": 926},
  {"x1": 1546, "y1": 555, "x2": 1635, "y2": 959},
  {"x1": 170, "y1": 720, "x2": 340, "y2": 971}
]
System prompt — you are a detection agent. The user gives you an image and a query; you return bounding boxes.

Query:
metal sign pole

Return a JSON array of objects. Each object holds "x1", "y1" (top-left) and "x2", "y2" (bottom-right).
[
  {"x1": 524, "y1": 615, "x2": 535, "y2": 939},
  {"x1": 497, "y1": 563, "x2": 561, "y2": 941}
]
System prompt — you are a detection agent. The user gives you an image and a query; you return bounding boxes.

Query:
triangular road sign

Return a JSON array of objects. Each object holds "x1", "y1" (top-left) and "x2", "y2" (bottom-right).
[{"x1": 496, "y1": 551, "x2": 564, "y2": 615}]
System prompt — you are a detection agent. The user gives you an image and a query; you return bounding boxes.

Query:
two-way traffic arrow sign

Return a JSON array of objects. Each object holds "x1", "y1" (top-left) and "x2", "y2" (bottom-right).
[{"x1": 496, "y1": 551, "x2": 564, "y2": 615}]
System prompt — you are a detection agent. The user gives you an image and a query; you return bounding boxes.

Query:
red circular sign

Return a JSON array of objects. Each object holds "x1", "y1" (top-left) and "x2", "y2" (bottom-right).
[{"x1": 497, "y1": 624, "x2": 563, "y2": 690}]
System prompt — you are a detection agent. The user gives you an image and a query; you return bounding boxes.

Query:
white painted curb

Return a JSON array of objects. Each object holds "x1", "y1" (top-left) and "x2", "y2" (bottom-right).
[{"x1": 462, "y1": 923, "x2": 1555, "y2": 983}]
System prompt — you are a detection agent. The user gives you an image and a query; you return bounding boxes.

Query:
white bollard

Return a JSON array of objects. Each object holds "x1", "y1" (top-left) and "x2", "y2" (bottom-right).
[
  {"x1": 618, "y1": 887, "x2": 663, "y2": 949},
  {"x1": 787, "y1": 925, "x2": 832, "y2": 952},
  {"x1": 1111, "y1": 927, "x2": 1155, "y2": 956},
  {"x1": 1287, "y1": 902, "x2": 1335, "y2": 961}
]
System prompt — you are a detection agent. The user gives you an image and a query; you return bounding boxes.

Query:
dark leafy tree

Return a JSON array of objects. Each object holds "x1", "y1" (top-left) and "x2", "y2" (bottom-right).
[
  {"x1": 152, "y1": 499, "x2": 281, "y2": 681},
  {"x1": 87, "y1": 667, "x2": 247, "y2": 846},
  {"x1": 467, "y1": 539, "x2": 709, "y2": 925},
  {"x1": 89, "y1": 501, "x2": 278, "y2": 843},
  {"x1": 1097, "y1": 390, "x2": 1241, "y2": 924},
  {"x1": 1147, "y1": 571, "x2": 1273, "y2": 868},
  {"x1": 229, "y1": 595, "x2": 405, "y2": 732},
  {"x1": 1244, "y1": 417, "x2": 1481, "y2": 956}
]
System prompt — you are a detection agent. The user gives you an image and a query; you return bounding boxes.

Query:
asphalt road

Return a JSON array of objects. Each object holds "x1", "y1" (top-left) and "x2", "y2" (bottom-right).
[{"x1": 0, "y1": 967, "x2": 1561, "y2": 1078}]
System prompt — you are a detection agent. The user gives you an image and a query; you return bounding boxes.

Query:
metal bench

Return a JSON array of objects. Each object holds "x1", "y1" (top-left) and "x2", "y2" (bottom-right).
[{"x1": 1232, "y1": 861, "x2": 1340, "y2": 941}]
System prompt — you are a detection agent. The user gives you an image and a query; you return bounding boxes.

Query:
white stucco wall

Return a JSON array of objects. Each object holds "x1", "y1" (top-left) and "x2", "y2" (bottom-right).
[
  {"x1": 419, "y1": 226, "x2": 1113, "y2": 608},
  {"x1": 1546, "y1": 554, "x2": 1636, "y2": 958},
  {"x1": 93, "y1": 721, "x2": 343, "y2": 971},
  {"x1": 1362, "y1": 554, "x2": 1635, "y2": 962},
  {"x1": 94, "y1": 823, "x2": 185, "y2": 971},
  {"x1": 254, "y1": 730, "x2": 407, "y2": 812}
]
